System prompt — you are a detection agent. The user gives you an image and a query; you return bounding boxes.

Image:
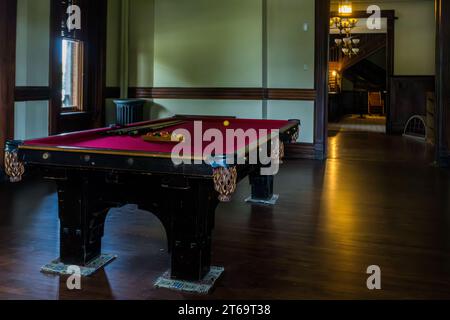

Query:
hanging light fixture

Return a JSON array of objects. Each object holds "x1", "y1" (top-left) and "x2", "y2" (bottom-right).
[
  {"x1": 330, "y1": 1, "x2": 360, "y2": 57},
  {"x1": 338, "y1": 0, "x2": 353, "y2": 15}
]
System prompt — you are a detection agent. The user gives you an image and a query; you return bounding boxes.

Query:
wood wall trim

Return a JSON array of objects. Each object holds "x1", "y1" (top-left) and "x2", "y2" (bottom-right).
[
  {"x1": 314, "y1": 0, "x2": 331, "y2": 160},
  {"x1": 87, "y1": 0, "x2": 107, "y2": 128},
  {"x1": 107, "y1": 87, "x2": 318, "y2": 101},
  {"x1": 151, "y1": 87, "x2": 265, "y2": 100},
  {"x1": 385, "y1": 10, "x2": 396, "y2": 134},
  {"x1": 15, "y1": 87, "x2": 51, "y2": 102},
  {"x1": 49, "y1": 0, "x2": 62, "y2": 135},
  {"x1": 285, "y1": 143, "x2": 323, "y2": 160},
  {"x1": 130, "y1": 87, "x2": 265, "y2": 100},
  {"x1": 267, "y1": 89, "x2": 317, "y2": 101},
  {"x1": 262, "y1": 0, "x2": 268, "y2": 117},
  {"x1": 0, "y1": 0, "x2": 17, "y2": 168}
]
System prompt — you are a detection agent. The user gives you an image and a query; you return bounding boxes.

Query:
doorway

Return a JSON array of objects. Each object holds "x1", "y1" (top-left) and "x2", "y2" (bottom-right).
[
  {"x1": 327, "y1": 9, "x2": 394, "y2": 136},
  {"x1": 329, "y1": 42, "x2": 388, "y2": 134},
  {"x1": 323, "y1": 5, "x2": 435, "y2": 162},
  {"x1": 319, "y1": 1, "x2": 442, "y2": 163}
]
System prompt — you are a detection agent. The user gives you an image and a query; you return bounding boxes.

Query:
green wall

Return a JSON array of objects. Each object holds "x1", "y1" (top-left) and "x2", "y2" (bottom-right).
[
  {"x1": 129, "y1": 0, "x2": 155, "y2": 88},
  {"x1": 154, "y1": 0, "x2": 262, "y2": 88},
  {"x1": 152, "y1": 100, "x2": 264, "y2": 120},
  {"x1": 267, "y1": 100, "x2": 315, "y2": 142},
  {"x1": 106, "y1": 0, "x2": 155, "y2": 125},
  {"x1": 267, "y1": 0, "x2": 315, "y2": 89},
  {"x1": 107, "y1": 0, "x2": 316, "y2": 143},
  {"x1": 15, "y1": 0, "x2": 50, "y2": 87},
  {"x1": 391, "y1": 1, "x2": 435, "y2": 75},
  {"x1": 267, "y1": 0, "x2": 315, "y2": 143},
  {"x1": 14, "y1": 102, "x2": 49, "y2": 140},
  {"x1": 352, "y1": 0, "x2": 436, "y2": 76},
  {"x1": 14, "y1": 0, "x2": 50, "y2": 140}
]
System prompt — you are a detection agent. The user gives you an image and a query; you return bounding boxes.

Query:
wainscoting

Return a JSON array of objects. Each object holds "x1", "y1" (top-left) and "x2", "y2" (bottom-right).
[
  {"x1": 389, "y1": 76, "x2": 435, "y2": 134},
  {"x1": 109, "y1": 87, "x2": 317, "y2": 101}
]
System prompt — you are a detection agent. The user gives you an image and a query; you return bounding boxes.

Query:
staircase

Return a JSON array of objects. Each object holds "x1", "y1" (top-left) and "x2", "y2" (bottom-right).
[
  {"x1": 330, "y1": 34, "x2": 387, "y2": 73},
  {"x1": 344, "y1": 60, "x2": 386, "y2": 89}
]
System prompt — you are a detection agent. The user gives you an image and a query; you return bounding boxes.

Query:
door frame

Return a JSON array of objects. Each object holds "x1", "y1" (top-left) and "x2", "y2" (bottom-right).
[
  {"x1": 0, "y1": 0, "x2": 17, "y2": 172},
  {"x1": 314, "y1": 0, "x2": 331, "y2": 160},
  {"x1": 435, "y1": 0, "x2": 450, "y2": 166}
]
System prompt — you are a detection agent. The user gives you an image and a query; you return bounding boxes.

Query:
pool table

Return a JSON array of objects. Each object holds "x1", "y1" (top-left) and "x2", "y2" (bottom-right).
[{"x1": 4, "y1": 115, "x2": 300, "y2": 281}]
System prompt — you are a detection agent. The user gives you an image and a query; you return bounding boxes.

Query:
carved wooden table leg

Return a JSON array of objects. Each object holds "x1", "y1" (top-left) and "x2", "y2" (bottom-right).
[
  {"x1": 271, "y1": 139, "x2": 285, "y2": 164},
  {"x1": 4, "y1": 141, "x2": 25, "y2": 183},
  {"x1": 213, "y1": 166, "x2": 237, "y2": 202}
]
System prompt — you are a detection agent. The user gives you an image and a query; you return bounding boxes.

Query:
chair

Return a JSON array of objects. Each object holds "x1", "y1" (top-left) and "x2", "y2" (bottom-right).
[{"x1": 368, "y1": 92, "x2": 385, "y2": 115}]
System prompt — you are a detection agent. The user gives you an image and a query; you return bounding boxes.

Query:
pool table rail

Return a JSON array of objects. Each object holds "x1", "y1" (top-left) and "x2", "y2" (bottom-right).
[{"x1": 7, "y1": 118, "x2": 300, "y2": 178}]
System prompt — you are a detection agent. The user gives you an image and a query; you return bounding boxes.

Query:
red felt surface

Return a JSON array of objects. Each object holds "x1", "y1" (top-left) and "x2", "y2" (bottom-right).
[{"x1": 24, "y1": 118, "x2": 292, "y2": 156}]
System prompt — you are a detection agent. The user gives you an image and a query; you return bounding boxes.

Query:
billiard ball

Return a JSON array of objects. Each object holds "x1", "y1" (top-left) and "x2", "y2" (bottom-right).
[
  {"x1": 223, "y1": 120, "x2": 230, "y2": 127},
  {"x1": 174, "y1": 134, "x2": 185, "y2": 142}
]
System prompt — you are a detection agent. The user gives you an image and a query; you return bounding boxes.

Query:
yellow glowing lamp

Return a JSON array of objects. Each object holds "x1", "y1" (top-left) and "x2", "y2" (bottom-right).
[
  {"x1": 332, "y1": 17, "x2": 341, "y2": 24},
  {"x1": 349, "y1": 18, "x2": 358, "y2": 25},
  {"x1": 338, "y1": 1, "x2": 353, "y2": 15}
]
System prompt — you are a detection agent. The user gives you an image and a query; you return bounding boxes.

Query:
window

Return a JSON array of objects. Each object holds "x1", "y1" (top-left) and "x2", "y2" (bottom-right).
[{"x1": 61, "y1": 38, "x2": 84, "y2": 112}]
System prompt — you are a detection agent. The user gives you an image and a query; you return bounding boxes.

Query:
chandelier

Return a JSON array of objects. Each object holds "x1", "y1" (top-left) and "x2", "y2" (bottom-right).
[
  {"x1": 330, "y1": 1, "x2": 360, "y2": 57},
  {"x1": 336, "y1": 37, "x2": 360, "y2": 57}
]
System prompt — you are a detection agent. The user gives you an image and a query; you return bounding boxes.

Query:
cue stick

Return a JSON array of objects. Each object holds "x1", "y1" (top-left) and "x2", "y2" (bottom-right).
[{"x1": 102, "y1": 119, "x2": 187, "y2": 136}]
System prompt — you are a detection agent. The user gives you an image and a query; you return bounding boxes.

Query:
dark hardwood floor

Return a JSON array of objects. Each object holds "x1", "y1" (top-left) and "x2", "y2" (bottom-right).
[{"x1": 0, "y1": 131, "x2": 449, "y2": 300}]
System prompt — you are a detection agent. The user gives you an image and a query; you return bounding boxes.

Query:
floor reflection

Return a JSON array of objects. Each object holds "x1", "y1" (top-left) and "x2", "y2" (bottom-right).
[{"x1": 58, "y1": 270, "x2": 114, "y2": 300}]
